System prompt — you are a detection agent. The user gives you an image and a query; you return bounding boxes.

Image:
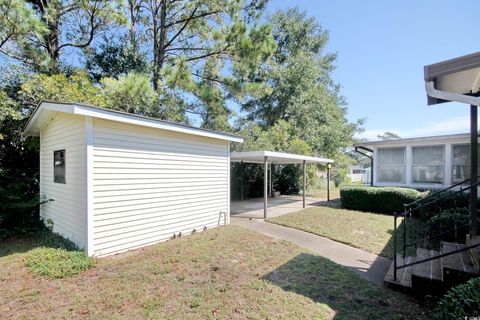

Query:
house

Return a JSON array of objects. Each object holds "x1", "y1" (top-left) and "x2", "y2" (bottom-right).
[
  {"x1": 354, "y1": 133, "x2": 478, "y2": 189},
  {"x1": 347, "y1": 165, "x2": 370, "y2": 184},
  {"x1": 23, "y1": 101, "x2": 243, "y2": 256}
]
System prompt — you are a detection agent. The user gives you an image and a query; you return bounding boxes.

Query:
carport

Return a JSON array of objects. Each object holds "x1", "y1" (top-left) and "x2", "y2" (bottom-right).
[{"x1": 230, "y1": 151, "x2": 333, "y2": 219}]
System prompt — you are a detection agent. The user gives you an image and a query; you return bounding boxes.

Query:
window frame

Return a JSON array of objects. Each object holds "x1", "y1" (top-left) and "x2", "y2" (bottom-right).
[
  {"x1": 376, "y1": 147, "x2": 406, "y2": 184},
  {"x1": 451, "y1": 143, "x2": 480, "y2": 183},
  {"x1": 411, "y1": 144, "x2": 445, "y2": 185},
  {"x1": 53, "y1": 149, "x2": 66, "y2": 184}
]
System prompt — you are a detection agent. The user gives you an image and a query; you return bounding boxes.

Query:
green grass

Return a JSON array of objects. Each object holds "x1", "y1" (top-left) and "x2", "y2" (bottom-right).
[
  {"x1": 0, "y1": 225, "x2": 430, "y2": 319},
  {"x1": 267, "y1": 206, "x2": 425, "y2": 259},
  {"x1": 25, "y1": 247, "x2": 94, "y2": 279}
]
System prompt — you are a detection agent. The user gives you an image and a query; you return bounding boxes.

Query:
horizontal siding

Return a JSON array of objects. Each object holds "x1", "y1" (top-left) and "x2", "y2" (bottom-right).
[
  {"x1": 40, "y1": 113, "x2": 87, "y2": 249},
  {"x1": 92, "y1": 118, "x2": 229, "y2": 256}
]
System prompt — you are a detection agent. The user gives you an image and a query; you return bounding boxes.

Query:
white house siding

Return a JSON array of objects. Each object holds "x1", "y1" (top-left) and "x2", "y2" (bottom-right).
[
  {"x1": 40, "y1": 113, "x2": 87, "y2": 249},
  {"x1": 91, "y1": 118, "x2": 229, "y2": 256}
]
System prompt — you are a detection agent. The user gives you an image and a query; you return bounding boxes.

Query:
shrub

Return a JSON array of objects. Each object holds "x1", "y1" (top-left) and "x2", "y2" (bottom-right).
[
  {"x1": 340, "y1": 186, "x2": 425, "y2": 214},
  {"x1": 25, "y1": 247, "x2": 94, "y2": 279},
  {"x1": 427, "y1": 208, "x2": 470, "y2": 243},
  {"x1": 435, "y1": 277, "x2": 480, "y2": 320},
  {"x1": 416, "y1": 190, "x2": 470, "y2": 219}
]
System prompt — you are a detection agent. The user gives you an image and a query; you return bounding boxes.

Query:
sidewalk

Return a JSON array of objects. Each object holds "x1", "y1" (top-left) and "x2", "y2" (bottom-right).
[{"x1": 231, "y1": 217, "x2": 391, "y2": 285}]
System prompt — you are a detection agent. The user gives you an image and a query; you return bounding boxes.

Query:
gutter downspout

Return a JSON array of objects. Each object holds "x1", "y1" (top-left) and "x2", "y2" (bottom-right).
[{"x1": 355, "y1": 146, "x2": 373, "y2": 187}]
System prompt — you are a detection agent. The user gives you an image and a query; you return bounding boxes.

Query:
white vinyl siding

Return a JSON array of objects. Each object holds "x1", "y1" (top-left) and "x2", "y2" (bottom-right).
[
  {"x1": 40, "y1": 113, "x2": 87, "y2": 249},
  {"x1": 91, "y1": 119, "x2": 229, "y2": 256}
]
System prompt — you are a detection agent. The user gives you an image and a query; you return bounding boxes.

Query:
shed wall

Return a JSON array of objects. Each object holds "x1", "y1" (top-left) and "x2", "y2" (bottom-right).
[
  {"x1": 91, "y1": 119, "x2": 229, "y2": 255},
  {"x1": 40, "y1": 113, "x2": 87, "y2": 249}
]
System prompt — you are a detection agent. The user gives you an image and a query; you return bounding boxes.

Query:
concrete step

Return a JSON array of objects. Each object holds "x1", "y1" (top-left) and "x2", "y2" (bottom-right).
[
  {"x1": 384, "y1": 255, "x2": 415, "y2": 291},
  {"x1": 467, "y1": 236, "x2": 480, "y2": 271},
  {"x1": 412, "y1": 248, "x2": 444, "y2": 292},
  {"x1": 441, "y1": 241, "x2": 479, "y2": 286}
]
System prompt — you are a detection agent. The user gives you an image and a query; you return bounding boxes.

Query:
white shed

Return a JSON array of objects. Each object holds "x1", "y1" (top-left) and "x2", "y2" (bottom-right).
[{"x1": 23, "y1": 101, "x2": 243, "y2": 256}]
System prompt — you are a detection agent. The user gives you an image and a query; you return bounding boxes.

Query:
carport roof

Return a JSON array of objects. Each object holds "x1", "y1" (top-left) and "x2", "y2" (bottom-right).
[{"x1": 230, "y1": 151, "x2": 333, "y2": 164}]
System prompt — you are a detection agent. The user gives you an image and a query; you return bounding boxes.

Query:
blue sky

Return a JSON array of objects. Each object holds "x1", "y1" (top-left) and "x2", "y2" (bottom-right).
[{"x1": 267, "y1": 0, "x2": 479, "y2": 140}]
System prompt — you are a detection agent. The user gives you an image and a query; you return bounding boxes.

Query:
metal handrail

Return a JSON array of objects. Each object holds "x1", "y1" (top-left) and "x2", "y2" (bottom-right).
[
  {"x1": 403, "y1": 178, "x2": 470, "y2": 210},
  {"x1": 394, "y1": 180, "x2": 480, "y2": 218},
  {"x1": 396, "y1": 242, "x2": 480, "y2": 270},
  {"x1": 393, "y1": 179, "x2": 480, "y2": 281},
  {"x1": 404, "y1": 222, "x2": 470, "y2": 248}
]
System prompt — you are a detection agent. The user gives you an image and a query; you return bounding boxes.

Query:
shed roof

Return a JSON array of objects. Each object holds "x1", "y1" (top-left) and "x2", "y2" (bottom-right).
[
  {"x1": 230, "y1": 151, "x2": 333, "y2": 164},
  {"x1": 23, "y1": 101, "x2": 244, "y2": 143}
]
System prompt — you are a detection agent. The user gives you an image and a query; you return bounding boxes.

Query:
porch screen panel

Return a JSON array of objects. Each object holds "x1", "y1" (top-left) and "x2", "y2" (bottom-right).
[
  {"x1": 412, "y1": 146, "x2": 444, "y2": 184},
  {"x1": 452, "y1": 144, "x2": 480, "y2": 183},
  {"x1": 377, "y1": 148, "x2": 405, "y2": 183}
]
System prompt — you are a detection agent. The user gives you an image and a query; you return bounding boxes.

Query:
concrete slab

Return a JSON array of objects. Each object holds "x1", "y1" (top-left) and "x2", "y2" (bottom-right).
[
  {"x1": 231, "y1": 196, "x2": 326, "y2": 219},
  {"x1": 232, "y1": 217, "x2": 391, "y2": 285}
]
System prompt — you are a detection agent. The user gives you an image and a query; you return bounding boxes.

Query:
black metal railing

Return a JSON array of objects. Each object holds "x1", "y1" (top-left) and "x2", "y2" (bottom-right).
[{"x1": 393, "y1": 179, "x2": 480, "y2": 281}]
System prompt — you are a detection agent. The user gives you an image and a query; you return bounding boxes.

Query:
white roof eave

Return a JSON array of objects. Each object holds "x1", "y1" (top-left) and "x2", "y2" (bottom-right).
[
  {"x1": 230, "y1": 151, "x2": 334, "y2": 164},
  {"x1": 23, "y1": 101, "x2": 244, "y2": 143}
]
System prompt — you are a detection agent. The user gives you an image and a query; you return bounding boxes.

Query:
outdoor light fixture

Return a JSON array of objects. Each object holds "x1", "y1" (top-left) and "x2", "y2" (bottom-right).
[{"x1": 424, "y1": 51, "x2": 480, "y2": 237}]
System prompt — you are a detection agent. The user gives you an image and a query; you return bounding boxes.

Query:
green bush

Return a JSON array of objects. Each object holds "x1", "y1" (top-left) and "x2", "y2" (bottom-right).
[
  {"x1": 435, "y1": 277, "x2": 480, "y2": 320},
  {"x1": 25, "y1": 247, "x2": 94, "y2": 279},
  {"x1": 427, "y1": 208, "x2": 470, "y2": 243},
  {"x1": 340, "y1": 186, "x2": 425, "y2": 214}
]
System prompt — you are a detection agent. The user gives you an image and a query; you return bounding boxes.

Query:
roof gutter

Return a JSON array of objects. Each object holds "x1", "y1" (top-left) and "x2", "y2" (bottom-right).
[{"x1": 425, "y1": 81, "x2": 480, "y2": 106}]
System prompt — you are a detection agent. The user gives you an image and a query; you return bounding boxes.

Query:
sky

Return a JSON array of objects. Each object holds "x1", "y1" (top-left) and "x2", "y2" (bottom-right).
[{"x1": 267, "y1": 0, "x2": 480, "y2": 140}]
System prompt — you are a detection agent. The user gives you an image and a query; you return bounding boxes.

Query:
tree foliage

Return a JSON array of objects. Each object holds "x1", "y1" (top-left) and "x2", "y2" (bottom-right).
[
  {"x1": 242, "y1": 8, "x2": 360, "y2": 158},
  {"x1": 0, "y1": 3, "x2": 362, "y2": 234}
]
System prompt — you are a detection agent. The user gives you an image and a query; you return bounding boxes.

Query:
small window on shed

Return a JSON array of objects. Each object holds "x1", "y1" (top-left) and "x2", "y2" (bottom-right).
[{"x1": 54, "y1": 149, "x2": 66, "y2": 184}]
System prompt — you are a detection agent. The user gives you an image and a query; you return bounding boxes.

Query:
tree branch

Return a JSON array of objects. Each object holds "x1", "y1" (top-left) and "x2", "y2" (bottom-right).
[
  {"x1": 162, "y1": 5, "x2": 198, "y2": 50},
  {"x1": 164, "y1": 10, "x2": 221, "y2": 28}
]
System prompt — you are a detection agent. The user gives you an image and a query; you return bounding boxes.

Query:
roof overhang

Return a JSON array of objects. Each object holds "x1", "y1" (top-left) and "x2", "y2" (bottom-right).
[
  {"x1": 230, "y1": 151, "x2": 333, "y2": 164},
  {"x1": 354, "y1": 132, "x2": 471, "y2": 149},
  {"x1": 23, "y1": 101, "x2": 244, "y2": 143},
  {"x1": 424, "y1": 52, "x2": 480, "y2": 106}
]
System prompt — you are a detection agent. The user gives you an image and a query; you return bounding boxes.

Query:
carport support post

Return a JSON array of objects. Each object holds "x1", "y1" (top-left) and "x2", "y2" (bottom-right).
[
  {"x1": 264, "y1": 156, "x2": 268, "y2": 219},
  {"x1": 303, "y1": 160, "x2": 306, "y2": 208},
  {"x1": 471, "y1": 105, "x2": 478, "y2": 237},
  {"x1": 327, "y1": 164, "x2": 331, "y2": 202},
  {"x1": 269, "y1": 163, "x2": 272, "y2": 196},
  {"x1": 240, "y1": 161, "x2": 244, "y2": 201}
]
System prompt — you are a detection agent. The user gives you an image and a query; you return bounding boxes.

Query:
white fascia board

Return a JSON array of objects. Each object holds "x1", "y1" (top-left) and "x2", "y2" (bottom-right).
[
  {"x1": 72, "y1": 105, "x2": 244, "y2": 143},
  {"x1": 24, "y1": 101, "x2": 244, "y2": 143},
  {"x1": 231, "y1": 151, "x2": 334, "y2": 164}
]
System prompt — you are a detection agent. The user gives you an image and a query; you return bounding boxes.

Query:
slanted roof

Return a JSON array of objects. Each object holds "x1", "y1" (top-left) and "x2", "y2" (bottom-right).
[
  {"x1": 23, "y1": 101, "x2": 244, "y2": 143},
  {"x1": 230, "y1": 151, "x2": 333, "y2": 164},
  {"x1": 354, "y1": 132, "x2": 471, "y2": 148}
]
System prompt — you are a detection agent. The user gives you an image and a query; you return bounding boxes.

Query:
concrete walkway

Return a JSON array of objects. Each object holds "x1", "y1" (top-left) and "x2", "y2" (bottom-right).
[{"x1": 232, "y1": 217, "x2": 391, "y2": 285}]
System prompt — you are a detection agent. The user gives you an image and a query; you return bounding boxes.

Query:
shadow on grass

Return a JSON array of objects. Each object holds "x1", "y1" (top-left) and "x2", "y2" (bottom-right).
[
  {"x1": 0, "y1": 228, "x2": 77, "y2": 258},
  {"x1": 379, "y1": 218, "x2": 427, "y2": 260},
  {"x1": 263, "y1": 253, "x2": 427, "y2": 319}
]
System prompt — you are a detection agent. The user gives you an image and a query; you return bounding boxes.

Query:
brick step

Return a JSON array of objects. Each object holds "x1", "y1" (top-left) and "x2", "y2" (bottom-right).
[
  {"x1": 412, "y1": 248, "x2": 443, "y2": 291},
  {"x1": 441, "y1": 241, "x2": 479, "y2": 286},
  {"x1": 384, "y1": 255, "x2": 415, "y2": 291}
]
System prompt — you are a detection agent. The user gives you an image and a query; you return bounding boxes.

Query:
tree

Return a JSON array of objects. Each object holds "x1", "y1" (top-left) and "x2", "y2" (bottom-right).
[
  {"x1": 377, "y1": 131, "x2": 401, "y2": 141},
  {"x1": 242, "y1": 8, "x2": 361, "y2": 158},
  {"x1": 0, "y1": 0, "x2": 125, "y2": 72},
  {"x1": 85, "y1": 38, "x2": 149, "y2": 82},
  {"x1": 101, "y1": 72, "x2": 159, "y2": 116}
]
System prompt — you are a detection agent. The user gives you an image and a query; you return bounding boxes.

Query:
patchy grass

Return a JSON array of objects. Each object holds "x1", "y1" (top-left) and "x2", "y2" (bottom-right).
[
  {"x1": 267, "y1": 206, "x2": 425, "y2": 259},
  {"x1": 0, "y1": 225, "x2": 430, "y2": 319},
  {"x1": 25, "y1": 248, "x2": 94, "y2": 279}
]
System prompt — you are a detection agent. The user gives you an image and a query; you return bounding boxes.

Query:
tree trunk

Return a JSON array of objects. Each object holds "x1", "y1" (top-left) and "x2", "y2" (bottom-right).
[{"x1": 152, "y1": 0, "x2": 167, "y2": 91}]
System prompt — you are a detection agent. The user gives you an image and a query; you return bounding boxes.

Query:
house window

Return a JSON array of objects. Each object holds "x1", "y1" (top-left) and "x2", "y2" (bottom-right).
[
  {"x1": 54, "y1": 149, "x2": 66, "y2": 184},
  {"x1": 452, "y1": 144, "x2": 480, "y2": 183},
  {"x1": 412, "y1": 146, "x2": 444, "y2": 184},
  {"x1": 377, "y1": 148, "x2": 405, "y2": 183}
]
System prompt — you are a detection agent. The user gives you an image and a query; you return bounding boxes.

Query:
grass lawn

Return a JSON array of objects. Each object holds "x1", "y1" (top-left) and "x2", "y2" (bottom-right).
[
  {"x1": 0, "y1": 226, "x2": 429, "y2": 319},
  {"x1": 267, "y1": 205, "x2": 422, "y2": 260}
]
